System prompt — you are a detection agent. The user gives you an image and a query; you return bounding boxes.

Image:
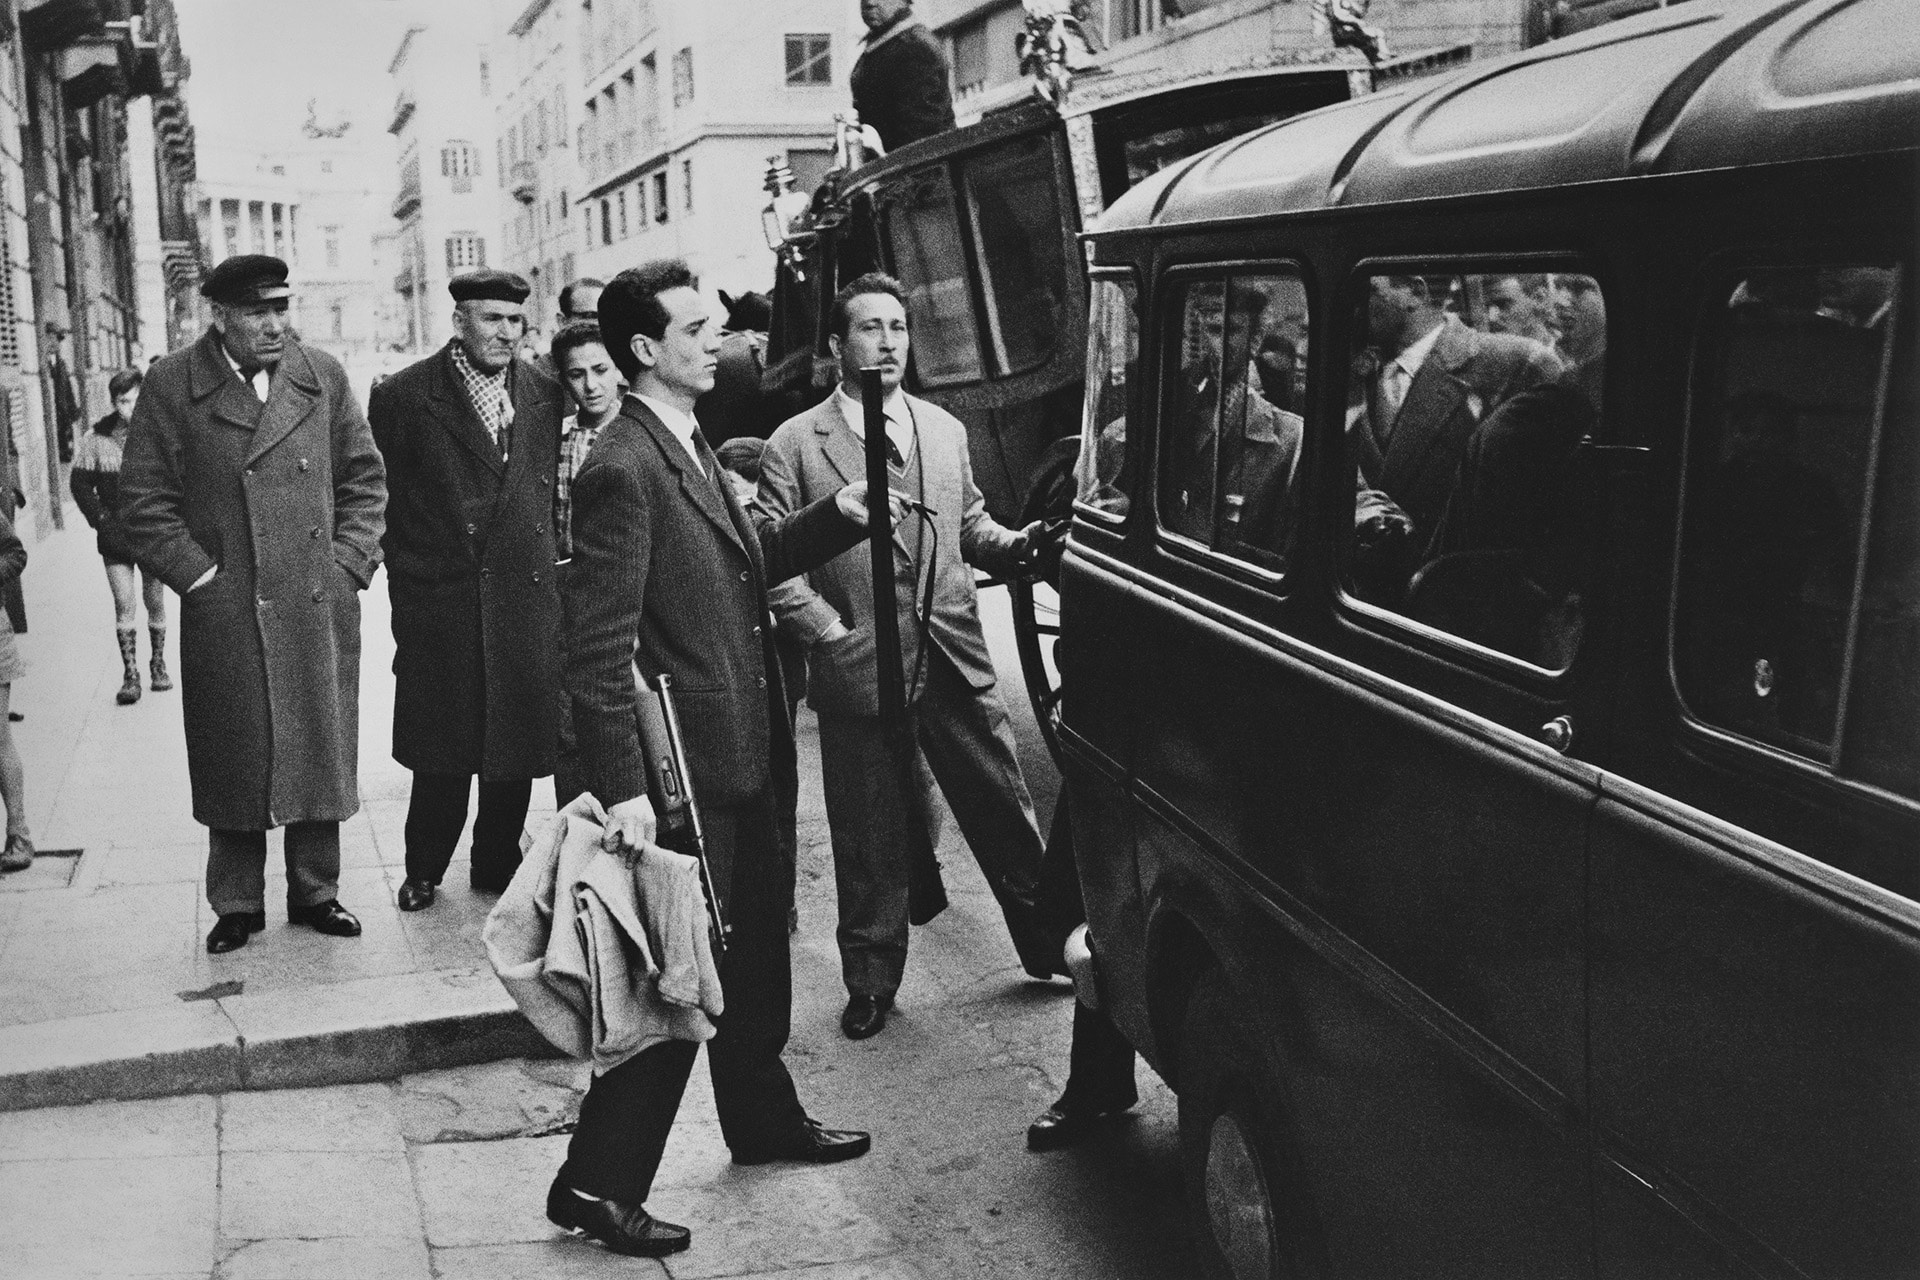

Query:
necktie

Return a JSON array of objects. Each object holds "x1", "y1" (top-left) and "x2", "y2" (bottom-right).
[
  {"x1": 237, "y1": 366, "x2": 264, "y2": 402},
  {"x1": 1381, "y1": 362, "x2": 1410, "y2": 423},
  {"x1": 885, "y1": 437, "x2": 905, "y2": 468}
]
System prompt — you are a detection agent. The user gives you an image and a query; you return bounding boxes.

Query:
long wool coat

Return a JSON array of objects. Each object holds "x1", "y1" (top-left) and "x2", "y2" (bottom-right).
[
  {"x1": 120, "y1": 329, "x2": 386, "y2": 831},
  {"x1": 369, "y1": 344, "x2": 563, "y2": 779}
]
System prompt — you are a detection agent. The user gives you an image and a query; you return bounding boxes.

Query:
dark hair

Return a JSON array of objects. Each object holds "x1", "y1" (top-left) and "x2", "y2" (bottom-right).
[
  {"x1": 558, "y1": 278, "x2": 605, "y2": 317},
  {"x1": 549, "y1": 320, "x2": 606, "y2": 370},
  {"x1": 714, "y1": 435, "x2": 768, "y2": 482},
  {"x1": 828, "y1": 272, "x2": 909, "y2": 341},
  {"x1": 108, "y1": 368, "x2": 143, "y2": 399},
  {"x1": 599, "y1": 260, "x2": 695, "y2": 381}
]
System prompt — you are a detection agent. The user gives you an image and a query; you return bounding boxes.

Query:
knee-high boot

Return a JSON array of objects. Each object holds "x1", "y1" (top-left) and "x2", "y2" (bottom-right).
[
  {"x1": 148, "y1": 626, "x2": 172, "y2": 692},
  {"x1": 115, "y1": 628, "x2": 142, "y2": 705}
]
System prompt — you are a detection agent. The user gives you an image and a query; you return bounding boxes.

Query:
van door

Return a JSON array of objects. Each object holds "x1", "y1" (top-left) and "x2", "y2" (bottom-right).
[
  {"x1": 1590, "y1": 261, "x2": 1920, "y2": 1278},
  {"x1": 1129, "y1": 262, "x2": 1607, "y2": 1275}
]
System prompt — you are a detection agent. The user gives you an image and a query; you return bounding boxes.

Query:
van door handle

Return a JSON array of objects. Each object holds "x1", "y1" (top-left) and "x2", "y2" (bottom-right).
[{"x1": 1537, "y1": 716, "x2": 1574, "y2": 753}]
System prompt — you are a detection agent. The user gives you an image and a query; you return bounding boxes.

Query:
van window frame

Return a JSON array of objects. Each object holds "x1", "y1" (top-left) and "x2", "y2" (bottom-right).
[
  {"x1": 1669, "y1": 249, "x2": 1912, "y2": 807},
  {"x1": 1333, "y1": 253, "x2": 1606, "y2": 688},
  {"x1": 1073, "y1": 265, "x2": 1142, "y2": 530},
  {"x1": 1149, "y1": 257, "x2": 1316, "y2": 590}
]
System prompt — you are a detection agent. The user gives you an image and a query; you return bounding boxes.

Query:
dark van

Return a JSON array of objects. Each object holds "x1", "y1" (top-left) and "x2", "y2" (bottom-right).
[{"x1": 1060, "y1": 1, "x2": 1920, "y2": 1276}]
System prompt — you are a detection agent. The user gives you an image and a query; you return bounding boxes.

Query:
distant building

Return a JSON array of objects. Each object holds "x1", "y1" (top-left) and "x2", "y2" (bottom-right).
[
  {"x1": 563, "y1": 0, "x2": 860, "y2": 300},
  {"x1": 388, "y1": 5, "x2": 507, "y2": 355},
  {"x1": 496, "y1": 0, "x2": 581, "y2": 349},
  {"x1": 193, "y1": 125, "x2": 392, "y2": 387}
]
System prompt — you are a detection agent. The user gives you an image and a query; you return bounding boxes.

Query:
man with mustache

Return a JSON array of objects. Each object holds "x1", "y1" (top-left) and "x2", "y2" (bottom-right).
[{"x1": 369, "y1": 270, "x2": 566, "y2": 912}]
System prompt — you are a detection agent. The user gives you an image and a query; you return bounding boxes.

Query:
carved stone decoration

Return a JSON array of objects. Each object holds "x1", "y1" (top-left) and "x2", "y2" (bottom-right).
[{"x1": 302, "y1": 97, "x2": 352, "y2": 140}]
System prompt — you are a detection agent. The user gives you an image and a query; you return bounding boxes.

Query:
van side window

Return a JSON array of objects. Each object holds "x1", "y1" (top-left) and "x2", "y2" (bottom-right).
[
  {"x1": 1675, "y1": 265, "x2": 1905, "y2": 784},
  {"x1": 1076, "y1": 274, "x2": 1138, "y2": 519},
  {"x1": 1344, "y1": 270, "x2": 1595, "y2": 671},
  {"x1": 1158, "y1": 271, "x2": 1309, "y2": 573}
]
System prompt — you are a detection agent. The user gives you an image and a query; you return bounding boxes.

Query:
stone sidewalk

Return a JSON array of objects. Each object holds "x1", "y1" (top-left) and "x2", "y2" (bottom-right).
[{"x1": 0, "y1": 516, "x2": 556, "y2": 1109}]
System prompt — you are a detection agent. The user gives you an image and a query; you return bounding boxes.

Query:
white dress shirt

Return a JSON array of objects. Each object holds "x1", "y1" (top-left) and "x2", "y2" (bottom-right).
[
  {"x1": 222, "y1": 346, "x2": 270, "y2": 402},
  {"x1": 1378, "y1": 318, "x2": 1445, "y2": 428},
  {"x1": 832, "y1": 383, "x2": 915, "y2": 466},
  {"x1": 631, "y1": 392, "x2": 709, "y2": 476}
]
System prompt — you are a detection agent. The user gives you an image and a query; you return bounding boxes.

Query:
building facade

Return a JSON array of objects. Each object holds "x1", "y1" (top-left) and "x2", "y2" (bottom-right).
[{"x1": 388, "y1": 3, "x2": 507, "y2": 355}]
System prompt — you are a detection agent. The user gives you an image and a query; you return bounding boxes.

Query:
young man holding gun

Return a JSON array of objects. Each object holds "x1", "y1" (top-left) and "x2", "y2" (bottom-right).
[{"x1": 552, "y1": 259, "x2": 881, "y2": 1258}]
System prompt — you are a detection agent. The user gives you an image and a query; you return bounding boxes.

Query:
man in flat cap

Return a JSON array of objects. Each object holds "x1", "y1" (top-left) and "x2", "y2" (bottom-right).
[
  {"x1": 121, "y1": 254, "x2": 387, "y2": 954},
  {"x1": 369, "y1": 270, "x2": 566, "y2": 911}
]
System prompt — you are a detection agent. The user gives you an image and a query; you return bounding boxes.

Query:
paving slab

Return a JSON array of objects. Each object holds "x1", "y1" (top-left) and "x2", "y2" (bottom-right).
[
  {"x1": 0, "y1": 1151, "x2": 217, "y2": 1276},
  {"x1": 220, "y1": 1149, "x2": 421, "y2": 1240},
  {"x1": 430, "y1": 1242, "x2": 669, "y2": 1280},
  {"x1": 220, "y1": 1081, "x2": 405, "y2": 1153},
  {"x1": 215, "y1": 1236, "x2": 434, "y2": 1280}
]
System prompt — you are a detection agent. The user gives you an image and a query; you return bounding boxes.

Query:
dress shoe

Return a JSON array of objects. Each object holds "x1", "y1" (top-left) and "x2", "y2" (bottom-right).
[
  {"x1": 288, "y1": 899, "x2": 361, "y2": 937},
  {"x1": 545, "y1": 1178, "x2": 690, "y2": 1257},
  {"x1": 1026, "y1": 1097, "x2": 1135, "y2": 1152},
  {"x1": 206, "y1": 911, "x2": 267, "y2": 954},
  {"x1": 397, "y1": 878, "x2": 437, "y2": 912},
  {"x1": 840, "y1": 993, "x2": 892, "y2": 1040},
  {"x1": 732, "y1": 1118, "x2": 872, "y2": 1166}
]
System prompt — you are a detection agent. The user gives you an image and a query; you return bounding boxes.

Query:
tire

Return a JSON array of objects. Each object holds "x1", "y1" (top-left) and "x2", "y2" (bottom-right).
[{"x1": 1178, "y1": 976, "x2": 1296, "y2": 1280}]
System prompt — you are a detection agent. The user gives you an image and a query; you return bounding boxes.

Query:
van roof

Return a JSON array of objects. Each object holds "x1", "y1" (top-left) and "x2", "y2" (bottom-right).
[{"x1": 1094, "y1": 0, "x2": 1920, "y2": 233}]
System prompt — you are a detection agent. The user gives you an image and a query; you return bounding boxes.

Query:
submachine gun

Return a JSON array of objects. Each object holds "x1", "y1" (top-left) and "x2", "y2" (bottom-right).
[{"x1": 630, "y1": 669, "x2": 730, "y2": 953}]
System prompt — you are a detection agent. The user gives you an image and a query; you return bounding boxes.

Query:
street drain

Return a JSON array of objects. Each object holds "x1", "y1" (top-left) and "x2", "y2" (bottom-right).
[{"x1": 0, "y1": 847, "x2": 82, "y2": 891}]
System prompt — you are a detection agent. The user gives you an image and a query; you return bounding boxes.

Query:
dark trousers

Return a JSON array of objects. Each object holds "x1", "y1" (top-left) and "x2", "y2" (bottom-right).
[
  {"x1": 206, "y1": 821, "x2": 340, "y2": 916},
  {"x1": 816, "y1": 647, "x2": 1050, "y2": 997},
  {"x1": 559, "y1": 795, "x2": 810, "y2": 1204},
  {"x1": 1040, "y1": 792, "x2": 1136, "y2": 1112},
  {"x1": 404, "y1": 772, "x2": 532, "y2": 889}
]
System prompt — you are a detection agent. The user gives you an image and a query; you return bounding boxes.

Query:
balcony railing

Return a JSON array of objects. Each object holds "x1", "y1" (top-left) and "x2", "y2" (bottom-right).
[{"x1": 510, "y1": 160, "x2": 538, "y2": 205}]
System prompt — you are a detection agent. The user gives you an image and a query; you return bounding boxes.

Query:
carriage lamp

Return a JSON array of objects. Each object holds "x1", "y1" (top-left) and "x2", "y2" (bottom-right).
[{"x1": 761, "y1": 157, "x2": 815, "y2": 280}]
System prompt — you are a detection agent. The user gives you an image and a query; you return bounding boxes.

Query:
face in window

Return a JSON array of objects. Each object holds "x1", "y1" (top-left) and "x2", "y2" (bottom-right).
[
  {"x1": 1486, "y1": 275, "x2": 1555, "y2": 345},
  {"x1": 1550, "y1": 274, "x2": 1605, "y2": 364}
]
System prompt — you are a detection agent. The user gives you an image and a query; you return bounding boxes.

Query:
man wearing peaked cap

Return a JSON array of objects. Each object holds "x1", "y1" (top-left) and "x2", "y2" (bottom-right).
[
  {"x1": 368, "y1": 269, "x2": 565, "y2": 913},
  {"x1": 118, "y1": 254, "x2": 388, "y2": 954}
]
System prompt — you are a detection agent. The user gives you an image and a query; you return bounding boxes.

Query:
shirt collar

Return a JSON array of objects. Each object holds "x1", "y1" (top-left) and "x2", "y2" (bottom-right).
[
  {"x1": 832, "y1": 383, "x2": 910, "y2": 440},
  {"x1": 630, "y1": 392, "x2": 708, "y2": 472},
  {"x1": 450, "y1": 340, "x2": 508, "y2": 387},
  {"x1": 1392, "y1": 318, "x2": 1446, "y2": 381}
]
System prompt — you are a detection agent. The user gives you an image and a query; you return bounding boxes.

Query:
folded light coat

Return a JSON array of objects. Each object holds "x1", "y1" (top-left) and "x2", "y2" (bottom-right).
[{"x1": 484, "y1": 794, "x2": 724, "y2": 1075}]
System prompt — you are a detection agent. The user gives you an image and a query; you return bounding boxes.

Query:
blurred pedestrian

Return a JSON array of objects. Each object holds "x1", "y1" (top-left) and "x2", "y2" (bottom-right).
[
  {"x1": 534, "y1": 279, "x2": 606, "y2": 381},
  {"x1": 850, "y1": 0, "x2": 955, "y2": 154},
  {"x1": 120, "y1": 254, "x2": 386, "y2": 954},
  {"x1": 697, "y1": 290, "x2": 786, "y2": 442},
  {"x1": 370, "y1": 270, "x2": 565, "y2": 914},
  {"x1": 550, "y1": 320, "x2": 621, "y2": 807},
  {"x1": 0, "y1": 503, "x2": 30, "y2": 872},
  {"x1": 70, "y1": 368, "x2": 172, "y2": 706}
]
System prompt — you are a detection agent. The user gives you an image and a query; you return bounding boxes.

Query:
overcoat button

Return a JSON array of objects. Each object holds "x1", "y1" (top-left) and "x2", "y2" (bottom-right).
[
  {"x1": 298, "y1": 458, "x2": 309, "y2": 471},
  {"x1": 466, "y1": 522, "x2": 477, "y2": 535},
  {"x1": 534, "y1": 523, "x2": 544, "y2": 534},
  {"x1": 532, "y1": 572, "x2": 541, "y2": 583},
  {"x1": 751, "y1": 624, "x2": 762, "y2": 637},
  {"x1": 755, "y1": 676, "x2": 767, "y2": 689},
  {"x1": 310, "y1": 527, "x2": 321, "y2": 538},
  {"x1": 481, "y1": 567, "x2": 492, "y2": 578},
  {"x1": 312, "y1": 589, "x2": 323, "y2": 602},
  {"x1": 539, "y1": 476, "x2": 550, "y2": 487},
  {"x1": 738, "y1": 571, "x2": 749, "y2": 582}
]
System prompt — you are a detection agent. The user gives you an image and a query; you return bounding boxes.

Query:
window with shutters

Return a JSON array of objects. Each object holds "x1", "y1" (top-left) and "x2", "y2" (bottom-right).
[
  {"x1": 442, "y1": 141, "x2": 477, "y2": 194},
  {"x1": 446, "y1": 232, "x2": 484, "y2": 271},
  {"x1": 672, "y1": 47, "x2": 694, "y2": 107},
  {"x1": 785, "y1": 34, "x2": 831, "y2": 86}
]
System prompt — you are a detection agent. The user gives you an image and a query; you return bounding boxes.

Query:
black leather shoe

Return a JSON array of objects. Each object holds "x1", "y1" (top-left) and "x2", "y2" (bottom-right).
[
  {"x1": 545, "y1": 1178, "x2": 690, "y2": 1257},
  {"x1": 397, "y1": 878, "x2": 436, "y2": 912},
  {"x1": 1026, "y1": 1097, "x2": 1136, "y2": 1152},
  {"x1": 840, "y1": 993, "x2": 893, "y2": 1040},
  {"x1": 732, "y1": 1118, "x2": 872, "y2": 1166},
  {"x1": 206, "y1": 911, "x2": 266, "y2": 954},
  {"x1": 288, "y1": 899, "x2": 361, "y2": 936}
]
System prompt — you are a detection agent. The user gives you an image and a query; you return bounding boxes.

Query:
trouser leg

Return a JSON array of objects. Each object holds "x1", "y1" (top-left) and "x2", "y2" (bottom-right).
[
  {"x1": 282, "y1": 820, "x2": 341, "y2": 912},
  {"x1": 703, "y1": 797, "x2": 809, "y2": 1154},
  {"x1": 559, "y1": 1038, "x2": 699, "y2": 1204},
  {"x1": 470, "y1": 778, "x2": 531, "y2": 890},
  {"x1": 815, "y1": 710, "x2": 937, "y2": 999},
  {"x1": 912, "y1": 649, "x2": 1050, "y2": 963},
  {"x1": 404, "y1": 772, "x2": 471, "y2": 885},
  {"x1": 206, "y1": 827, "x2": 268, "y2": 916},
  {"x1": 1059, "y1": 999, "x2": 1138, "y2": 1113}
]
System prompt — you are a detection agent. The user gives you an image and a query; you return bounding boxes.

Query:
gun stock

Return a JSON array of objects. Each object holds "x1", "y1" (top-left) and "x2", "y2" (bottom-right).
[{"x1": 631, "y1": 669, "x2": 730, "y2": 952}]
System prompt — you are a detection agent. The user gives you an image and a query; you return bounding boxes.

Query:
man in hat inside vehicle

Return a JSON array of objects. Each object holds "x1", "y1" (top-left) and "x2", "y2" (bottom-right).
[
  {"x1": 369, "y1": 270, "x2": 566, "y2": 912},
  {"x1": 120, "y1": 254, "x2": 387, "y2": 954}
]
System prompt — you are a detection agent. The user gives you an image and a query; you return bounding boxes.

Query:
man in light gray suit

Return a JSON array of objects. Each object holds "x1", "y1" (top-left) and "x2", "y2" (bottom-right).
[{"x1": 759, "y1": 273, "x2": 1055, "y2": 1039}]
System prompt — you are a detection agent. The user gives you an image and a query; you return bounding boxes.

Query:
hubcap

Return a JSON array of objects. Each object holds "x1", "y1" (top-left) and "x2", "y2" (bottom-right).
[{"x1": 1206, "y1": 1112, "x2": 1275, "y2": 1280}]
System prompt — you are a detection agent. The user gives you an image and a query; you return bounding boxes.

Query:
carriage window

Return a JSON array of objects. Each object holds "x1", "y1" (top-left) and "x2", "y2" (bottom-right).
[
  {"x1": 1675, "y1": 265, "x2": 1900, "y2": 773},
  {"x1": 879, "y1": 165, "x2": 985, "y2": 387},
  {"x1": 1159, "y1": 271, "x2": 1309, "y2": 574},
  {"x1": 1344, "y1": 270, "x2": 1596, "y2": 671},
  {"x1": 1076, "y1": 274, "x2": 1137, "y2": 519},
  {"x1": 963, "y1": 133, "x2": 1069, "y2": 379}
]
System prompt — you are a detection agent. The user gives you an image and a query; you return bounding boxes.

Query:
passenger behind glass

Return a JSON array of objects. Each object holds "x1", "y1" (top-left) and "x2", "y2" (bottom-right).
[{"x1": 1485, "y1": 273, "x2": 1559, "y2": 350}]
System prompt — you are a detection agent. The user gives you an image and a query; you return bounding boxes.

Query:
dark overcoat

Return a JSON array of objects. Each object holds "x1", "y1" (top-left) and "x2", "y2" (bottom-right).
[
  {"x1": 369, "y1": 343, "x2": 563, "y2": 779},
  {"x1": 120, "y1": 329, "x2": 386, "y2": 830},
  {"x1": 563, "y1": 397, "x2": 862, "y2": 888},
  {"x1": 849, "y1": 17, "x2": 956, "y2": 153}
]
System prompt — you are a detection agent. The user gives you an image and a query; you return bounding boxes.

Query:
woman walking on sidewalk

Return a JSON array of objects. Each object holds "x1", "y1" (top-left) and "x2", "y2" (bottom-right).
[
  {"x1": 0, "y1": 504, "x2": 30, "y2": 871},
  {"x1": 71, "y1": 368, "x2": 170, "y2": 705}
]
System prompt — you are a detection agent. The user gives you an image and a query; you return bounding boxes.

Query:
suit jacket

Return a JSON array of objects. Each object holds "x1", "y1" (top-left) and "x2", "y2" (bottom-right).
[
  {"x1": 369, "y1": 342, "x2": 564, "y2": 778},
  {"x1": 121, "y1": 328, "x2": 386, "y2": 829},
  {"x1": 758, "y1": 392, "x2": 1024, "y2": 718},
  {"x1": 1352, "y1": 316, "x2": 1563, "y2": 543},
  {"x1": 849, "y1": 16, "x2": 956, "y2": 153},
  {"x1": 562, "y1": 395, "x2": 863, "y2": 866}
]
